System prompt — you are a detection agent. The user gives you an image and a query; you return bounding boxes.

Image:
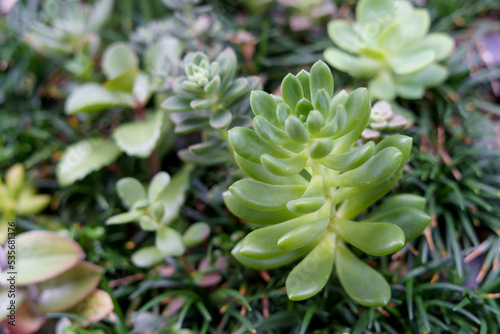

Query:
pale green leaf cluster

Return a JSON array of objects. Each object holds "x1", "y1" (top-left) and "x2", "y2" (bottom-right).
[
  {"x1": 0, "y1": 231, "x2": 111, "y2": 325},
  {"x1": 324, "y1": 0, "x2": 454, "y2": 100},
  {"x1": 24, "y1": 0, "x2": 114, "y2": 78},
  {"x1": 58, "y1": 40, "x2": 181, "y2": 186},
  {"x1": 0, "y1": 164, "x2": 51, "y2": 243},
  {"x1": 106, "y1": 167, "x2": 210, "y2": 268},
  {"x1": 225, "y1": 61, "x2": 430, "y2": 306},
  {"x1": 162, "y1": 48, "x2": 260, "y2": 165}
]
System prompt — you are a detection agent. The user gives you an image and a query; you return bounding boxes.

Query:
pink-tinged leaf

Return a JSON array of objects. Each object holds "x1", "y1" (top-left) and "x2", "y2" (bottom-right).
[
  {"x1": 1, "y1": 231, "x2": 84, "y2": 286},
  {"x1": 67, "y1": 290, "x2": 114, "y2": 324},
  {"x1": 35, "y1": 262, "x2": 103, "y2": 313}
]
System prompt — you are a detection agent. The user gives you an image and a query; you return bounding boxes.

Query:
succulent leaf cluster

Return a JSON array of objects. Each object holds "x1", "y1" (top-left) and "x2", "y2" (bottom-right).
[
  {"x1": 162, "y1": 48, "x2": 260, "y2": 165},
  {"x1": 57, "y1": 40, "x2": 182, "y2": 186},
  {"x1": 106, "y1": 168, "x2": 210, "y2": 268},
  {"x1": 0, "y1": 231, "x2": 112, "y2": 332},
  {"x1": 361, "y1": 100, "x2": 410, "y2": 142},
  {"x1": 224, "y1": 61, "x2": 430, "y2": 306},
  {"x1": 0, "y1": 164, "x2": 50, "y2": 243},
  {"x1": 24, "y1": 0, "x2": 114, "y2": 56},
  {"x1": 324, "y1": 0, "x2": 454, "y2": 100}
]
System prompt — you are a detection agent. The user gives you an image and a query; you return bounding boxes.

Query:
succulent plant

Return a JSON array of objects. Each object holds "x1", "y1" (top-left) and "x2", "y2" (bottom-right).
[
  {"x1": 224, "y1": 60, "x2": 430, "y2": 306},
  {"x1": 0, "y1": 164, "x2": 51, "y2": 243},
  {"x1": 24, "y1": 0, "x2": 114, "y2": 56},
  {"x1": 324, "y1": 0, "x2": 454, "y2": 100},
  {"x1": 0, "y1": 231, "x2": 113, "y2": 333},
  {"x1": 106, "y1": 167, "x2": 211, "y2": 268},
  {"x1": 361, "y1": 100, "x2": 410, "y2": 142},
  {"x1": 162, "y1": 48, "x2": 260, "y2": 165},
  {"x1": 57, "y1": 40, "x2": 182, "y2": 186}
]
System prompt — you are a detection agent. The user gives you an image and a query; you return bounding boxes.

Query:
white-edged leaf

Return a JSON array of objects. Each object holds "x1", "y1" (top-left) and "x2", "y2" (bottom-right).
[
  {"x1": 57, "y1": 138, "x2": 122, "y2": 187},
  {"x1": 65, "y1": 83, "x2": 134, "y2": 115},
  {"x1": 112, "y1": 111, "x2": 166, "y2": 158},
  {"x1": 102, "y1": 42, "x2": 138, "y2": 79}
]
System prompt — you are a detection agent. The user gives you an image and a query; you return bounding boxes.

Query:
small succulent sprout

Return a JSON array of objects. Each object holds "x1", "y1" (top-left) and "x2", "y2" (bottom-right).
[
  {"x1": 324, "y1": 0, "x2": 454, "y2": 100},
  {"x1": 162, "y1": 48, "x2": 260, "y2": 166},
  {"x1": 361, "y1": 100, "x2": 410, "y2": 142},
  {"x1": 0, "y1": 164, "x2": 51, "y2": 243},
  {"x1": 224, "y1": 60, "x2": 430, "y2": 306},
  {"x1": 107, "y1": 167, "x2": 210, "y2": 268}
]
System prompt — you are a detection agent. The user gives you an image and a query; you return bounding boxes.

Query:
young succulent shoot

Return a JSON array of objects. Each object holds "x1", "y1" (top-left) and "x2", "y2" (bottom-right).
[
  {"x1": 162, "y1": 48, "x2": 260, "y2": 165},
  {"x1": 0, "y1": 164, "x2": 51, "y2": 243},
  {"x1": 361, "y1": 100, "x2": 409, "y2": 142},
  {"x1": 324, "y1": 0, "x2": 454, "y2": 100},
  {"x1": 106, "y1": 168, "x2": 210, "y2": 268},
  {"x1": 224, "y1": 60, "x2": 430, "y2": 306}
]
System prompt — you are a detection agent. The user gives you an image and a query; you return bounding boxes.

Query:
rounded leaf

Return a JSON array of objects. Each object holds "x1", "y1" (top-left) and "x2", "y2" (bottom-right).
[
  {"x1": 183, "y1": 222, "x2": 210, "y2": 247},
  {"x1": 5, "y1": 231, "x2": 84, "y2": 286},
  {"x1": 335, "y1": 242, "x2": 391, "y2": 307}
]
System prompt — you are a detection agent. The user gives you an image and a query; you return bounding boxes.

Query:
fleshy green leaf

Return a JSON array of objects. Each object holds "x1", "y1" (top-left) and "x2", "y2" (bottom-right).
[
  {"x1": 105, "y1": 210, "x2": 143, "y2": 225},
  {"x1": 363, "y1": 207, "x2": 430, "y2": 241},
  {"x1": 335, "y1": 242, "x2": 391, "y2": 307},
  {"x1": 333, "y1": 218, "x2": 405, "y2": 256},
  {"x1": 158, "y1": 165, "x2": 192, "y2": 225},
  {"x1": 65, "y1": 83, "x2": 134, "y2": 115},
  {"x1": 234, "y1": 153, "x2": 307, "y2": 186},
  {"x1": 229, "y1": 127, "x2": 294, "y2": 163},
  {"x1": 102, "y1": 42, "x2": 139, "y2": 80},
  {"x1": 389, "y1": 49, "x2": 435, "y2": 75},
  {"x1": 229, "y1": 179, "x2": 306, "y2": 211},
  {"x1": 113, "y1": 111, "x2": 167, "y2": 158},
  {"x1": 418, "y1": 33, "x2": 454, "y2": 61},
  {"x1": 131, "y1": 246, "x2": 165, "y2": 268},
  {"x1": 240, "y1": 212, "x2": 320, "y2": 259},
  {"x1": 282, "y1": 74, "x2": 304, "y2": 110},
  {"x1": 231, "y1": 241, "x2": 315, "y2": 270},
  {"x1": 278, "y1": 200, "x2": 330, "y2": 250},
  {"x1": 324, "y1": 47, "x2": 380, "y2": 78},
  {"x1": 371, "y1": 194, "x2": 426, "y2": 213},
  {"x1": 35, "y1": 262, "x2": 103, "y2": 312},
  {"x1": 327, "y1": 147, "x2": 402, "y2": 188},
  {"x1": 356, "y1": 0, "x2": 393, "y2": 25},
  {"x1": 319, "y1": 141, "x2": 375, "y2": 171},
  {"x1": 310, "y1": 60, "x2": 334, "y2": 102},
  {"x1": 250, "y1": 91, "x2": 278, "y2": 124},
  {"x1": 286, "y1": 233, "x2": 335, "y2": 300},
  {"x1": 57, "y1": 138, "x2": 122, "y2": 187},
  {"x1": 116, "y1": 177, "x2": 146, "y2": 208},
  {"x1": 156, "y1": 226, "x2": 185, "y2": 256},
  {"x1": 328, "y1": 20, "x2": 359, "y2": 54},
  {"x1": 368, "y1": 71, "x2": 396, "y2": 101},
  {"x1": 223, "y1": 191, "x2": 300, "y2": 225},
  {"x1": 183, "y1": 222, "x2": 210, "y2": 247},
  {"x1": 148, "y1": 172, "x2": 171, "y2": 202}
]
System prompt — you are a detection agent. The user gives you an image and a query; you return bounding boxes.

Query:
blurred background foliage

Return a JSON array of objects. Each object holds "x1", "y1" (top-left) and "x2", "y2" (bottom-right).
[{"x1": 1, "y1": 0, "x2": 499, "y2": 333}]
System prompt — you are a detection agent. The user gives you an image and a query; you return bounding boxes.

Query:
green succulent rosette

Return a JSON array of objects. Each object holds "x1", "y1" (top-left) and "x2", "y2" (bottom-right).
[
  {"x1": 162, "y1": 48, "x2": 260, "y2": 165},
  {"x1": 224, "y1": 61, "x2": 430, "y2": 306},
  {"x1": 324, "y1": 0, "x2": 454, "y2": 100}
]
